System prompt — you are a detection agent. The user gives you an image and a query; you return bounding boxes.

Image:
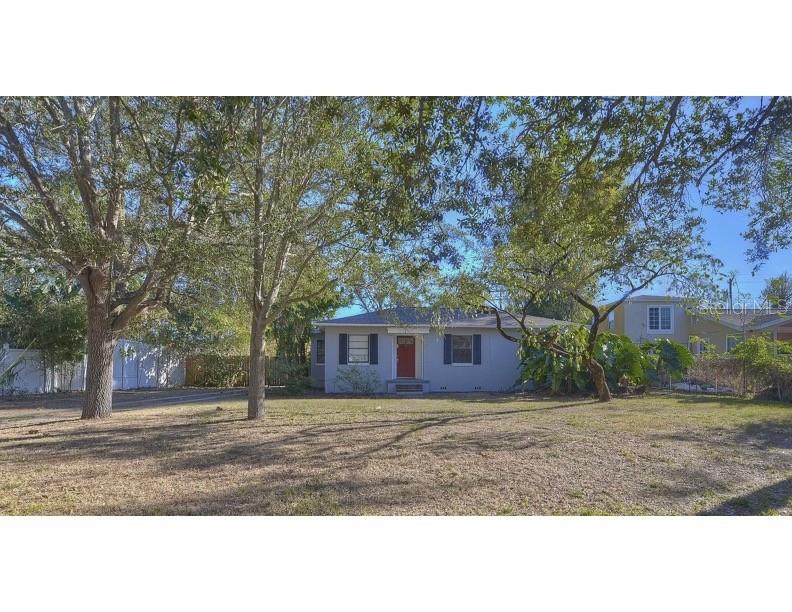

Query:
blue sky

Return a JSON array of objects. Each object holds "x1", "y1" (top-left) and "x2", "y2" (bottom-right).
[
  {"x1": 336, "y1": 97, "x2": 790, "y2": 317},
  {"x1": 336, "y1": 206, "x2": 790, "y2": 318}
]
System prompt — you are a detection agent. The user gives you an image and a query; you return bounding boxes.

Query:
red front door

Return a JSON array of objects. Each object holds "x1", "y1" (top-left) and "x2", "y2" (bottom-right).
[{"x1": 396, "y1": 336, "x2": 416, "y2": 378}]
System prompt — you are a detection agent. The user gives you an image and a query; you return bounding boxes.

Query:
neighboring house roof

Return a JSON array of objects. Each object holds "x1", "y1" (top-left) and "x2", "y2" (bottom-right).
[
  {"x1": 622, "y1": 295, "x2": 686, "y2": 302},
  {"x1": 601, "y1": 294, "x2": 686, "y2": 308},
  {"x1": 698, "y1": 309, "x2": 792, "y2": 331},
  {"x1": 315, "y1": 307, "x2": 569, "y2": 330}
]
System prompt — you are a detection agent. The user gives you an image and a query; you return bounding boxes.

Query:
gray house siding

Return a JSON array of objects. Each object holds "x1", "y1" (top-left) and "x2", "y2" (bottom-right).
[
  {"x1": 321, "y1": 326, "x2": 523, "y2": 393},
  {"x1": 309, "y1": 331, "x2": 325, "y2": 389},
  {"x1": 323, "y1": 326, "x2": 394, "y2": 393},
  {"x1": 422, "y1": 329, "x2": 522, "y2": 392}
]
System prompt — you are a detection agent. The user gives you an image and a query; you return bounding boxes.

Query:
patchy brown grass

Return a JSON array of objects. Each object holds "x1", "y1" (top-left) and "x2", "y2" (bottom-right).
[{"x1": 1, "y1": 392, "x2": 790, "y2": 515}]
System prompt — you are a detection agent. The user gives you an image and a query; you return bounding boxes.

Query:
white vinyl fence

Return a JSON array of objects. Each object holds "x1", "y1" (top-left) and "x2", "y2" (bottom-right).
[{"x1": 1, "y1": 339, "x2": 185, "y2": 395}]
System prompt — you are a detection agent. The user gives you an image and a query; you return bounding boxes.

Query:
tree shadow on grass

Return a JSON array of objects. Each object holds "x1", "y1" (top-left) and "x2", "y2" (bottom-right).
[
  {"x1": 649, "y1": 418, "x2": 792, "y2": 450},
  {"x1": 84, "y1": 473, "x2": 438, "y2": 516},
  {"x1": 0, "y1": 400, "x2": 585, "y2": 476},
  {"x1": 670, "y1": 393, "x2": 790, "y2": 409},
  {"x1": 698, "y1": 477, "x2": 792, "y2": 515}
]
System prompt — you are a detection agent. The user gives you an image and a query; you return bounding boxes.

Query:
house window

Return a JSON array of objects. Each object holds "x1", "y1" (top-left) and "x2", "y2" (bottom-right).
[
  {"x1": 727, "y1": 335, "x2": 740, "y2": 352},
  {"x1": 347, "y1": 334, "x2": 369, "y2": 364},
  {"x1": 688, "y1": 336, "x2": 708, "y2": 355},
  {"x1": 648, "y1": 306, "x2": 672, "y2": 332},
  {"x1": 452, "y1": 334, "x2": 473, "y2": 364},
  {"x1": 315, "y1": 338, "x2": 325, "y2": 365}
]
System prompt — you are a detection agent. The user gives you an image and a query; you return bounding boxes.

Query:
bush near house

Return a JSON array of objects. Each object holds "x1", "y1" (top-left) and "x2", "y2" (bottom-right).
[
  {"x1": 640, "y1": 338, "x2": 695, "y2": 387},
  {"x1": 521, "y1": 328, "x2": 664, "y2": 393},
  {"x1": 185, "y1": 354, "x2": 294, "y2": 388},
  {"x1": 334, "y1": 366, "x2": 381, "y2": 394},
  {"x1": 687, "y1": 337, "x2": 792, "y2": 402}
]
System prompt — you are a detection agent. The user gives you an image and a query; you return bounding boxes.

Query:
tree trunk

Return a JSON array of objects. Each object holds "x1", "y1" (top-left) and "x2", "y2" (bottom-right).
[
  {"x1": 583, "y1": 317, "x2": 612, "y2": 403},
  {"x1": 80, "y1": 267, "x2": 117, "y2": 419},
  {"x1": 587, "y1": 357, "x2": 612, "y2": 402},
  {"x1": 247, "y1": 315, "x2": 266, "y2": 420}
]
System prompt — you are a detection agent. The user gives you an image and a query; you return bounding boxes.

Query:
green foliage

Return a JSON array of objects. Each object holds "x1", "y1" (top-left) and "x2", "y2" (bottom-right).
[
  {"x1": 731, "y1": 336, "x2": 792, "y2": 369},
  {"x1": 268, "y1": 296, "x2": 342, "y2": 364},
  {"x1": 595, "y1": 333, "x2": 647, "y2": 387},
  {"x1": 760, "y1": 272, "x2": 792, "y2": 309},
  {"x1": 702, "y1": 100, "x2": 791, "y2": 262},
  {"x1": 640, "y1": 338, "x2": 694, "y2": 384},
  {"x1": 186, "y1": 355, "x2": 249, "y2": 387},
  {"x1": 519, "y1": 326, "x2": 588, "y2": 393},
  {"x1": 519, "y1": 327, "x2": 647, "y2": 394},
  {"x1": 334, "y1": 366, "x2": 381, "y2": 394},
  {"x1": 693, "y1": 336, "x2": 792, "y2": 402},
  {"x1": 0, "y1": 268, "x2": 86, "y2": 368},
  {"x1": 282, "y1": 362, "x2": 311, "y2": 395},
  {"x1": 128, "y1": 303, "x2": 249, "y2": 357}
]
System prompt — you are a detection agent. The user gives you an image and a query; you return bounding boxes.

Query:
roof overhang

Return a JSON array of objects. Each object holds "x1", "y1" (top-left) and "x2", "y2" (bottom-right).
[
  {"x1": 697, "y1": 312, "x2": 792, "y2": 332},
  {"x1": 386, "y1": 326, "x2": 430, "y2": 334}
]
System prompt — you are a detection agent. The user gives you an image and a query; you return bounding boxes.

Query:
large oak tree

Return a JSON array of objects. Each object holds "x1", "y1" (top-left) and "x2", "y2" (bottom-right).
[
  {"x1": 455, "y1": 97, "x2": 787, "y2": 401},
  {"x1": 0, "y1": 97, "x2": 226, "y2": 418}
]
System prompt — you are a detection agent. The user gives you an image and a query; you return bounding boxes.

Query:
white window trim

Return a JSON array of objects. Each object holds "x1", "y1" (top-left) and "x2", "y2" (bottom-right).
[
  {"x1": 315, "y1": 338, "x2": 325, "y2": 365},
  {"x1": 347, "y1": 334, "x2": 370, "y2": 365},
  {"x1": 451, "y1": 334, "x2": 474, "y2": 366},
  {"x1": 647, "y1": 305, "x2": 673, "y2": 334}
]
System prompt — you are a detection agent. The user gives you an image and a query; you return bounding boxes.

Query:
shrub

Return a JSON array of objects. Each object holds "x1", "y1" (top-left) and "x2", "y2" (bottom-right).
[
  {"x1": 731, "y1": 337, "x2": 792, "y2": 401},
  {"x1": 186, "y1": 355, "x2": 249, "y2": 387},
  {"x1": 519, "y1": 326, "x2": 589, "y2": 394},
  {"x1": 640, "y1": 338, "x2": 694, "y2": 386},
  {"x1": 519, "y1": 327, "x2": 647, "y2": 394},
  {"x1": 595, "y1": 333, "x2": 648, "y2": 388},
  {"x1": 686, "y1": 337, "x2": 792, "y2": 402},
  {"x1": 334, "y1": 366, "x2": 381, "y2": 394},
  {"x1": 282, "y1": 361, "x2": 311, "y2": 395}
]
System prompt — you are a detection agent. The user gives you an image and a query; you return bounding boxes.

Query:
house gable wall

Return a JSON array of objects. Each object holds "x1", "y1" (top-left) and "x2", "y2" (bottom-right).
[{"x1": 620, "y1": 300, "x2": 689, "y2": 345}]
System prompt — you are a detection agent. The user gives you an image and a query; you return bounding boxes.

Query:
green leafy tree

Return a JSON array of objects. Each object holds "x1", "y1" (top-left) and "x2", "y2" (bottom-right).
[
  {"x1": 640, "y1": 338, "x2": 694, "y2": 386},
  {"x1": 699, "y1": 97, "x2": 791, "y2": 263},
  {"x1": 760, "y1": 272, "x2": 792, "y2": 309},
  {"x1": 0, "y1": 266, "x2": 86, "y2": 377},
  {"x1": 468, "y1": 98, "x2": 724, "y2": 401},
  {"x1": 268, "y1": 295, "x2": 343, "y2": 364},
  {"x1": 224, "y1": 97, "x2": 484, "y2": 419},
  {"x1": 520, "y1": 327, "x2": 646, "y2": 394},
  {"x1": 0, "y1": 97, "x2": 227, "y2": 418}
]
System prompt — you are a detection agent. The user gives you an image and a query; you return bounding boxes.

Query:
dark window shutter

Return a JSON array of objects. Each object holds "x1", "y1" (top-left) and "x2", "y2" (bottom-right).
[
  {"x1": 369, "y1": 333, "x2": 378, "y2": 364},
  {"x1": 473, "y1": 334, "x2": 482, "y2": 364},
  {"x1": 339, "y1": 333, "x2": 348, "y2": 365},
  {"x1": 443, "y1": 334, "x2": 452, "y2": 364}
]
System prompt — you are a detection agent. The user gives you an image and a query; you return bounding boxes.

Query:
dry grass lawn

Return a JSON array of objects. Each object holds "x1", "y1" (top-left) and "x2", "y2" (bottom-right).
[{"x1": 1, "y1": 391, "x2": 790, "y2": 515}]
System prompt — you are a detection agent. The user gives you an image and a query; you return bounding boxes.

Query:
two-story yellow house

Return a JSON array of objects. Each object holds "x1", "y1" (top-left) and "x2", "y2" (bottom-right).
[{"x1": 604, "y1": 295, "x2": 792, "y2": 354}]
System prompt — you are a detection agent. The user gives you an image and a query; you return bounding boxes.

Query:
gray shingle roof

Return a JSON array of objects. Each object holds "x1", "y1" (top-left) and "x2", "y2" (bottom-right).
[{"x1": 316, "y1": 307, "x2": 568, "y2": 329}]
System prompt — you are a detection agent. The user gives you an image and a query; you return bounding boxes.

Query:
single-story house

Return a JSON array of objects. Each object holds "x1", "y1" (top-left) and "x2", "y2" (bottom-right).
[
  {"x1": 604, "y1": 295, "x2": 792, "y2": 354},
  {"x1": 310, "y1": 307, "x2": 567, "y2": 394}
]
